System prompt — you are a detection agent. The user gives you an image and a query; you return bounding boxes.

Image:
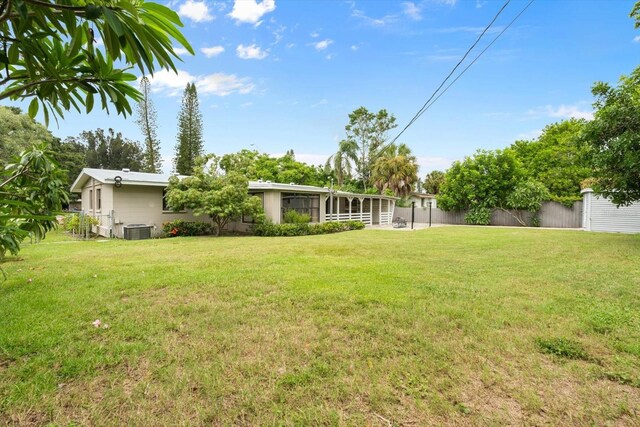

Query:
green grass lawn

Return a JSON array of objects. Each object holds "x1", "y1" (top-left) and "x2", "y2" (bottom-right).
[{"x1": 1, "y1": 227, "x2": 639, "y2": 425}]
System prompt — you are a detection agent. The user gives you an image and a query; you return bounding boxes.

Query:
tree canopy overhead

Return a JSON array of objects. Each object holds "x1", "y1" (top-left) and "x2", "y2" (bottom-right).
[{"x1": 0, "y1": 0, "x2": 193, "y2": 125}]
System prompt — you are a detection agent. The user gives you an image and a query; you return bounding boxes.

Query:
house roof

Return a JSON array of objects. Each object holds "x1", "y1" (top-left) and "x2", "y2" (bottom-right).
[
  {"x1": 70, "y1": 168, "x2": 397, "y2": 199},
  {"x1": 70, "y1": 168, "x2": 187, "y2": 193}
]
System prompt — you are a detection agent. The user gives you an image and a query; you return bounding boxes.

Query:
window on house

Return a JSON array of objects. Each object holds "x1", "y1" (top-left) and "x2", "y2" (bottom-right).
[
  {"x1": 281, "y1": 193, "x2": 320, "y2": 222},
  {"x1": 243, "y1": 192, "x2": 264, "y2": 223},
  {"x1": 96, "y1": 189, "x2": 101, "y2": 211},
  {"x1": 162, "y1": 188, "x2": 169, "y2": 211},
  {"x1": 89, "y1": 189, "x2": 93, "y2": 210}
]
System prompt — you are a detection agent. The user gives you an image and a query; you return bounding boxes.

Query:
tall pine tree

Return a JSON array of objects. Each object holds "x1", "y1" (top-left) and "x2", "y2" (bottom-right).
[
  {"x1": 135, "y1": 77, "x2": 163, "y2": 173},
  {"x1": 174, "y1": 83, "x2": 204, "y2": 175}
]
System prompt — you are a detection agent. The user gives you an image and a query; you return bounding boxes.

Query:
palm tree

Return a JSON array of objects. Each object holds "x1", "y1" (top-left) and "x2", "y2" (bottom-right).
[
  {"x1": 325, "y1": 139, "x2": 355, "y2": 186},
  {"x1": 371, "y1": 143, "x2": 419, "y2": 197}
]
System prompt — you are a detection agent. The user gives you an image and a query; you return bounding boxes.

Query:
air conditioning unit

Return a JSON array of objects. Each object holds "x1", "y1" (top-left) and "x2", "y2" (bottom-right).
[{"x1": 123, "y1": 224, "x2": 152, "y2": 240}]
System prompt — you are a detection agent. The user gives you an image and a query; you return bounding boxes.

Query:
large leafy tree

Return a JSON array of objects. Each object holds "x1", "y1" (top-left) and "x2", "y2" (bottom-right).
[
  {"x1": 78, "y1": 128, "x2": 144, "y2": 171},
  {"x1": 0, "y1": 0, "x2": 193, "y2": 124},
  {"x1": 326, "y1": 107, "x2": 397, "y2": 192},
  {"x1": 135, "y1": 76, "x2": 162, "y2": 173},
  {"x1": 579, "y1": 65, "x2": 640, "y2": 206},
  {"x1": 166, "y1": 155, "x2": 264, "y2": 236},
  {"x1": 371, "y1": 143, "x2": 418, "y2": 197},
  {"x1": 511, "y1": 119, "x2": 591, "y2": 199},
  {"x1": 174, "y1": 82, "x2": 203, "y2": 175}
]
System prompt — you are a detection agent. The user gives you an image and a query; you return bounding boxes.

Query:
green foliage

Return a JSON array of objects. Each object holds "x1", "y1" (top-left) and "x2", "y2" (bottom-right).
[
  {"x1": 135, "y1": 77, "x2": 162, "y2": 173},
  {"x1": 506, "y1": 179, "x2": 550, "y2": 214},
  {"x1": 536, "y1": 337, "x2": 590, "y2": 360},
  {"x1": 166, "y1": 155, "x2": 264, "y2": 236},
  {"x1": 326, "y1": 107, "x2": 397, "y2": 191},
  {"x1": 252, "y1": 220, "x2": 365, "y2": 237},
  {"x1": 0, "y1": 0, "x2": 193, "y2": 125},
  {"x1": 79, "y1": 128, "x2": 144, "y2": 171},
  {"x1": 371, "y1": 143, "x2": 418, "y2": 197},
  {"x1": 511, "y1": 119, "x2": 591, "y2": 199},
  {"x1": 220, "y1": 149, "x2": 330, "y2": 187},
  {"x1": 0, "y1": 106, "x2": 55, "y2": 165},
  {"x1": 579, "y1": 65, "x2": 640, "y2": 206},
  {"x1": 63, "y1": 213, "x2": 99, "y2": 234},
  {"x1": 174, "y1": 83, "x2": 204, "y2": 175},
  {"x1": 464, "y1": 206, "x2": 491, "y2": 225},
  {"x1": 438, "y1": 149, "x2": 524, "y2": 212},
  {"x1": 0, "y1": 144, "x2": 69, "y2": 262},
  {"x1": 283, "y1": 210, "x2": 312, "y2": 224},
  {"x1": 631, "y1": 1, "x2": 640, "y2": 28},
  {"x1": 422, "y1": 170, "x2": 445, "y2": 194},
  {"x1": 162, "y1": 220, "x2": 213, "y2": 237}
]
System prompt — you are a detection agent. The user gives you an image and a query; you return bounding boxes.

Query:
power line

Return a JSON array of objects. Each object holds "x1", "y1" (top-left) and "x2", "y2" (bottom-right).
[
  {"x1": 409, "y1": 0, "x2": 535, "y2": 126},
  {"x1": 385, "y1": 0, "x2": 529, "y2": 149}
]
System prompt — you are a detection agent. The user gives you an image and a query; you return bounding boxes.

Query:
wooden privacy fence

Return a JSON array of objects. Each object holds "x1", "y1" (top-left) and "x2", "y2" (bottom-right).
[{"x1": 394, "y1": 201, "x2": 583, "y2": 228}]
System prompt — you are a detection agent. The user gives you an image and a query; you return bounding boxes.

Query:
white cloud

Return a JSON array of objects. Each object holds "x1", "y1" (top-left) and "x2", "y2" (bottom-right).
[
  {"x1": 310, "y1": 31, "x2": 320, "y2": 38},
  {"x1": 145, "y1": 69, "x2": 255, "y2": 97},
  {"x1": 286, "y1": 43, "x2": 296, "y2": 49},
  {"x1": 178, "y1": 0, "x2": 214, "y2": 22},
  {"x1": 416, "y1": 156, "x2": 456, "y2": 174},
  {"x1": 351, "y1": 45, "x2": 359, "y2": 51},
  {"x1": 313, "y1": 39, "x2": 333, "y2": 51},
  {"x1": 527, "y1": 104, "x2": 594, "y2": 120},
  {"x1": 634, "y1": 35, "x2": 640, "y2": 43},
  {"x1": 174, "y1": 46, "x2": 190, "y2": 55},
  {"x1": 240, "y1": 102, "x2": 254, "y2": 107},
  {"x1": 272, "y1": 25, "x2": 286, "y2": 44},
  {"x1": 311, "y1": 99, "x2": 328, "y2": 107},
  {"x1": 198, "y1": 73, "x2": 255, "y2": 95},
  {"x1": 228, "y1": 0, "x2": 276, "y2": 24},
  {"x1": 475, "y1": 0, "x2": 486, "y2": 8},
  {"x1": 351, "y1": 8, "x2": 398, "y2": 26},
  {"x1": 236, "y1": 43, "x2": 268, "y2": 59},
  {"x1": 402, "y1": 2, "x2": 422, "y2": 21},
  {"x1": 200, "y1": 45, "x2": 225, "y2": 57}
]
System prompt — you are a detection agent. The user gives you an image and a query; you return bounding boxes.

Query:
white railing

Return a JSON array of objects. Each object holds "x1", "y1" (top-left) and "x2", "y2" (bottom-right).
[
  {"x1": 380, "y1": 212, "x2": 392, "y2": 225},
  {"x1": 325, "y1": 212, "x2": 372, "y2": 224}
]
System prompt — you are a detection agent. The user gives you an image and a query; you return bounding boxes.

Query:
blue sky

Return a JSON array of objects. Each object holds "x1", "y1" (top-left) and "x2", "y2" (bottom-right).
[{"x1": 9, "y1": 0, "x2": 640, "y2": 174}]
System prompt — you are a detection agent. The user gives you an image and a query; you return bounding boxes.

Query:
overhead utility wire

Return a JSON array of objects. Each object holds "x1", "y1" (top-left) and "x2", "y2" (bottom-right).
[
  {"x1": 410, "y1": 0, "x2": 535, "y2": 125},
  {"x1": 385, "y1": 0, "x2": 512, "y2": 148}
]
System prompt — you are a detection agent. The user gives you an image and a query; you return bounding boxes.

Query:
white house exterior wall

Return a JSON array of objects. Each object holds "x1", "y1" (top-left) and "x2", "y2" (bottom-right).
[
  {"x1": 112, "y1": 185, "x2": 204, "y2": 238},
  {"x1": 582, "y1": 189, "x2": 640, "y2": 233}
]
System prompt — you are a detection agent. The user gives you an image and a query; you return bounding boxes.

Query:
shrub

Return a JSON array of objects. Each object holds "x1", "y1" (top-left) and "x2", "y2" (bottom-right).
[
  {"x1": 63, "y1": 214, "x2": 99, "y2": 234},
  {"x1": 283, "y1": 210, "x2": 312, "y2": 224},
  {"x1": 162, "y1": 220, "x2": 214, "y2": 237},
  {"x1": 252, "y1": 220, "x2": 364, "y2": 237},
  {"x1": 464, "y1": 206, "x2": 491, "y2": 225}
]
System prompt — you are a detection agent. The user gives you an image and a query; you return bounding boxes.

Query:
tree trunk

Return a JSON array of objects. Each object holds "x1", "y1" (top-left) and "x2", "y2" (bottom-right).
[{"x1": 497, "y1": 207, "x2": 527, "y2": 226}]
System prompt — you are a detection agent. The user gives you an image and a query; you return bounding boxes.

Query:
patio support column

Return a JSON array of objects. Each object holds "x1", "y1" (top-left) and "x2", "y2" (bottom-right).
[
  {"x1": 347, "y1": 197, "x2": 353, "y2": 220},
  {"x1": 378, "y1": 197, "x2": 382, "y2": 224},
  {"x1": 359, "y1": 197, "x2": 364, "y2": 222},
  {"x1": 337, "y1": 196, "x2": 340, "y2": 221}
]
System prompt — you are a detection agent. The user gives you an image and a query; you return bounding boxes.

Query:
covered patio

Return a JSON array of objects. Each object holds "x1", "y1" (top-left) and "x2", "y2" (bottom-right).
[{"x1": 324, "y1": 192, "x2": 396, "y2": 225}]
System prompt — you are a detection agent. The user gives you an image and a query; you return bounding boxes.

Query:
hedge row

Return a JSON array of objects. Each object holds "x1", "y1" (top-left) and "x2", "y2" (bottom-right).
[
  {"x1": 252, "y1": 220, "x2": 365, "y2": 237},
  {"x1": 162, "y1": 220, "x2": 214, "y2": 237}
]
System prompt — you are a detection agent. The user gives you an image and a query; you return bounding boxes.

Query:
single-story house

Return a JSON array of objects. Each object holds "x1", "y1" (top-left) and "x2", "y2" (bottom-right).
[
  {"x1": 406, "y1": 192, "x2": 437, "y2": 209},
  {"x1": 581, "y1": 188, "x2": 640, "y2": 233},
  {"x1": 71, "y1": 168, "x2": 398, "y2": 238}
]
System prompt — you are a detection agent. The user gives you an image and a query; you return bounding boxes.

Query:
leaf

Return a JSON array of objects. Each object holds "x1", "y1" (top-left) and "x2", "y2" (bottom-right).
[{"x1": 28, "y1": 98, "x2": 39, "y2": 118}]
